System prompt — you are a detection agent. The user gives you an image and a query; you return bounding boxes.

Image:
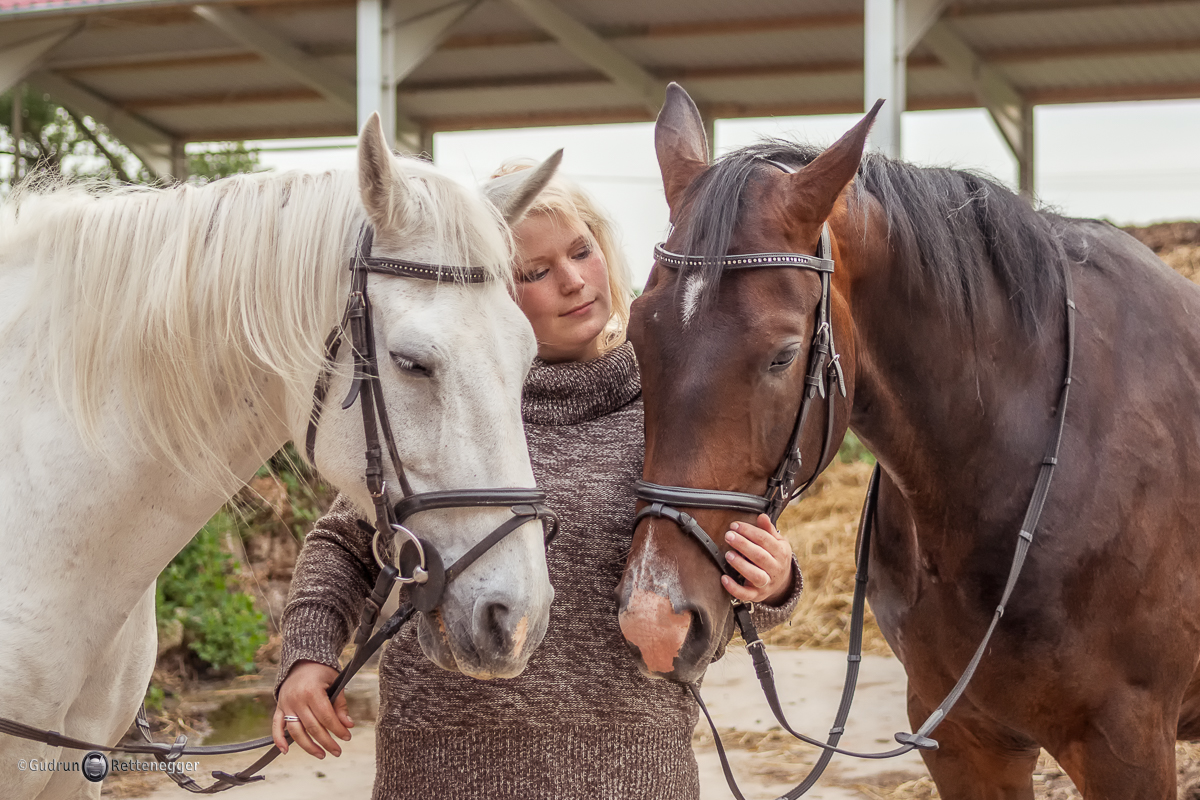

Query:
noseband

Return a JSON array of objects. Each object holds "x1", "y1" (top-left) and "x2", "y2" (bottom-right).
[
  {"x1": 306, "y1": 225, "x2": 559, "y2": 614},
  {"x1": 634, "y1": 187, "x2": 846, "y2": 585}
]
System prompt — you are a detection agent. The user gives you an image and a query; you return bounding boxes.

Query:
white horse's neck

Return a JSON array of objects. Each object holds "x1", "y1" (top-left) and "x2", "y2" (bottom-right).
[{"x1": 0, "y1": 172, "x2": 361, "y2": 632}]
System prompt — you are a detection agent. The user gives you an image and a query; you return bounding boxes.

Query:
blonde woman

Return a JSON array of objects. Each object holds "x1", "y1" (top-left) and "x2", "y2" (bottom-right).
[{"x1": 273, "y1": 165, "x2": 802, "y2": 799}]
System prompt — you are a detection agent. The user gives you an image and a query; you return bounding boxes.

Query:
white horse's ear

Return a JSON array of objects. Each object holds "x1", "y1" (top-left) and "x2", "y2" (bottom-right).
[
  {"x1": 358, "y1": 112, "x2": 409, "y2": 227},
  {"x1": 483, "y1": 149, "x2": 564, "y2": 225}
]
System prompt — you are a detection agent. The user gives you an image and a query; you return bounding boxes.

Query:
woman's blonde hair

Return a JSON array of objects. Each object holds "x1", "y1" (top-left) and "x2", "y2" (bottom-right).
[{"x1": 490, "y1": 161, "x2": 633, "y2": 354}]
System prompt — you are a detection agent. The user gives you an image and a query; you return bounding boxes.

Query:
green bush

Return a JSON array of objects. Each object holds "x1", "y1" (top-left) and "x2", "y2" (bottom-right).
[
  {"x1": 156, "y1": 511, "x2": 266, "y2": 675},
  {"x1": 837, "y1": 431, "x2": 876, "y2": 465}
]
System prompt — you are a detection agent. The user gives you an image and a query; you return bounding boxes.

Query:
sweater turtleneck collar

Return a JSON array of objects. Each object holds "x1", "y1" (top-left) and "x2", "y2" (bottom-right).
[{"x1": 522, "y1": 341, "x2": 641, "y2": 426}]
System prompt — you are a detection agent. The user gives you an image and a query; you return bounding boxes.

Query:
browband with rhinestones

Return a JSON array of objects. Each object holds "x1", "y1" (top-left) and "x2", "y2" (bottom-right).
[{"x1": 652, "y1": 243, "x2": 834, "y2": 273}]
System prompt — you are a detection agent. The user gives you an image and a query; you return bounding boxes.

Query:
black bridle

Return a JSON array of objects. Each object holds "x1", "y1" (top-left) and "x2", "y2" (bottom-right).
[
  {"x1": 635, "y1": 216, "x2": 846, "y2": 584},
  {"x1": 304, "y1": 224, "x2": 558, "y2": 613},
  {"x1": 0, "y1": 225, "x2": 560, "y2": 793}
]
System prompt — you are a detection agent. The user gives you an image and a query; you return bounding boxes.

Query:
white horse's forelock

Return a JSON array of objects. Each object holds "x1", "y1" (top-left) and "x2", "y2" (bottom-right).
[{"x1": 0, "y1": 162, "x2": 513, "y2": 487}]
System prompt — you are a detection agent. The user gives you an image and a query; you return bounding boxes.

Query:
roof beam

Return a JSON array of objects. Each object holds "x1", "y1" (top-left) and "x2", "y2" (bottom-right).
[
  {"x1": 503, "y1": 0, "x2": 667, "y2": 113},
  {"x1": 922, "y1": 20, "x2": 1026, "y2": 159},
  {"x1": 192, "y1": 4, "x2": 358, "y2": 111},
  {"x1": 391, "y1": 0, "x2": 480, "y2": 84},
  {"x1": 922, "y1": 19, "x2": 1033, "y2": 196},
  {"x1": 0, "y1": 23, "x2": 80, "y2": 95},
  {"x1": 904, "y1": 0, "x2": 950, "y2": 54},
  {"x1": 26, "y1": 70, "x2": 175, "y2": 178}
]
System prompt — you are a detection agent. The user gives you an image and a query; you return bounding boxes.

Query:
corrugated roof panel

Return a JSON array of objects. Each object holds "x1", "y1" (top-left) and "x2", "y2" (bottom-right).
[
  {"x1": 65, "y1": 59, "x2": 315, "y2": 100},
  {"x1": 5, "y1": 0, "x2": 1200, "y2": 141},
  {"x1": 1003, "y1": 51, "x2": 1200, "y2": 90},
  {"x1": 552, "y1": 0, "x2": 853, "y2": 28},
  {"x1": 401, "y1": 80, "x2": 636, "y2": 118},
  {"x1": 252, "y1": 4, "x2": 357, "y2": 48},
  {"x1": 410, "y1": 42, "x2": 602, "y2": 84},
  {"x1": 0, "y1": 0, "x2": 145, "y2": 13},
  {"x1": 44, "y1": 17, "x2": 235, "y2": 64},
  {"x1": 147, "y1": 96, "x2": 347, "y2": 136},
  {"x1": 620, "y1": 27, "x2": 864, "y2": 71},
  {"x1": 949, "y1": 3, "x2": 1200, "y2": 51}
]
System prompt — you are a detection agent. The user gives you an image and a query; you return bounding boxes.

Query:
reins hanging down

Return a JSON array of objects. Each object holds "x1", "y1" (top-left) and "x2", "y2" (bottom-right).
[{"x1": 0, "y1": 225, "x2": 559, "y2": 794}]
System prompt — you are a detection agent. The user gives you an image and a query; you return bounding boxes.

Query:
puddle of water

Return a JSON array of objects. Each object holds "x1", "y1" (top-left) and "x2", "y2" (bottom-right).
[
  {"x1": 204, "y1": 694, "x2": 274, "y2": 745},
  {"x1": 203, "y1": 687, "x2": 379, "y2": 745}
]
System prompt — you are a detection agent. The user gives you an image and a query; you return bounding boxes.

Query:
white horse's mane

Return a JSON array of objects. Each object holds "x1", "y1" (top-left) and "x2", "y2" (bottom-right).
[{"x1": 0, "y1": 161, "x2": 513, "y2": 483}]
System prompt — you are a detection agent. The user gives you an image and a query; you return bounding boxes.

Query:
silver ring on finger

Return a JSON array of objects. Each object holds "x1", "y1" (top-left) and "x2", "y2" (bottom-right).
[{"x1": 283, "y1": 715, "x2": 301, "y2": 723}]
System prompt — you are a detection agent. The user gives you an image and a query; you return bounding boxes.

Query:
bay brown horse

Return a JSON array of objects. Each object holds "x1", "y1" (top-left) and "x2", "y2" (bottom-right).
[{"x1": 617, "y1": 83, "x2": 1200, "y2": 798}]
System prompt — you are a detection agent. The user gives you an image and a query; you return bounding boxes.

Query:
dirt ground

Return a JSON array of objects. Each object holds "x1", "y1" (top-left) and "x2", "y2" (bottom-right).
[{"x1": 100, "y1": 223, "x2": 1200, "y2": 798}]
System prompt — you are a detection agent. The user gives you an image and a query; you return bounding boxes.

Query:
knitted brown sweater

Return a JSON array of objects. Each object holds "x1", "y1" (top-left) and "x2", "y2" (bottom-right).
[{"x1": 278, "y1": 342, "x2": 802, "y2": 799}]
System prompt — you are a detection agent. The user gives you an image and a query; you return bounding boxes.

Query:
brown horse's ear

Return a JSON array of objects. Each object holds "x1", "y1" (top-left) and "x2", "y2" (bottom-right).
[
  {"x1": 655, "y1": 83, "x2": 709, "y2": 215},
  {"x1": 787, "y1": 99, "x2": 884, "y2": 224}
]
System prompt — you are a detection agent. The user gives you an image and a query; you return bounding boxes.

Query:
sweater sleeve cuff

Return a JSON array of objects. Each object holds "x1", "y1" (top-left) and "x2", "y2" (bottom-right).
[
  {"x1": 275, "y1": 603, "x2": 349, "y2": 698},
  {"x1": 749, "y1": 556, "x2": 804, "y2": 632}
]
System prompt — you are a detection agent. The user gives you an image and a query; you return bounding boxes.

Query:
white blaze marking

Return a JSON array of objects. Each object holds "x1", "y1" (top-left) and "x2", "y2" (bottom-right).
[{"x1": 681, "y1": 274, "x2": 706, "y2": 326}]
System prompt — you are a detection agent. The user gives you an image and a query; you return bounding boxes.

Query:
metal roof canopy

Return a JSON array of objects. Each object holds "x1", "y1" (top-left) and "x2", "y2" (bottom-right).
[{"x1": 3, "y1": 0, "x2": 1200, "y2": 185}]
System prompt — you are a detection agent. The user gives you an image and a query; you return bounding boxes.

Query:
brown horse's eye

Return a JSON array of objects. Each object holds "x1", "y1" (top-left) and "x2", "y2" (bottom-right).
[{"x1": 769, "y1": 347, "x2": 799, "y2": 372}]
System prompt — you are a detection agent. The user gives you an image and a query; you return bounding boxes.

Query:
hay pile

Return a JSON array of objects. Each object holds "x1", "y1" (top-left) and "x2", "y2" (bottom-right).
[
  {"x1": 766, "y1": 458, "x2": 889, "y2": 654},
  {"x1": 1125, "y1": 221, "x2": 1200, "y2": 284}
]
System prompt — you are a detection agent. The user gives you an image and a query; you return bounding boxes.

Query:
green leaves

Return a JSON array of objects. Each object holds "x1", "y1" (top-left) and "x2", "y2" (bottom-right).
[
  {"x1": 155, "y1": 511, "x2": 266, "y2": 675},
  {"x1": 1, "y1": 85, "x2": 264, "y2": 189}
]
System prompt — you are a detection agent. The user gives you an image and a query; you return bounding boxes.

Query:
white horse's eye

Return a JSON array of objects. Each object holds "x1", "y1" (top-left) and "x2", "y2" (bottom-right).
[{"x1": 392, "y1": 353, "x2": 432, "y2": 377}]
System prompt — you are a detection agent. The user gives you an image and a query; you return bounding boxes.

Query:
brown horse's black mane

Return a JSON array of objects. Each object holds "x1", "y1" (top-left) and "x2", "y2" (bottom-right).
[{"x1": 676, "y1": 140, "x2": 1091, "y2": 338}]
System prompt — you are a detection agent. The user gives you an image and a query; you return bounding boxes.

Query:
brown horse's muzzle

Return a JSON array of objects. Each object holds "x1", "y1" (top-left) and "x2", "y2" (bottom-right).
[{"x1": 616, "y1": 513, "x2": 739, "y2": 683}]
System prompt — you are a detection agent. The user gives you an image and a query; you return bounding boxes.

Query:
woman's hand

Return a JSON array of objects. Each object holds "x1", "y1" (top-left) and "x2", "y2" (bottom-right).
[
  {"x1": 272, "y1": 660, "x2": 355, "y2": 758},
  {"x1": 720, "y1": 513, "x2": 795, "y2": 605}
]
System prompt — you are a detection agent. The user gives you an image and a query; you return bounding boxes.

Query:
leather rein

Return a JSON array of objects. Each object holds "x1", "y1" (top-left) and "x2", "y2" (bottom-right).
[
  {"x1": 637, "y1": 160, "x2": 1079, "y2": 800},
  {"x1": 0, "y1": 224, "x2": 560, "y2": 793}
]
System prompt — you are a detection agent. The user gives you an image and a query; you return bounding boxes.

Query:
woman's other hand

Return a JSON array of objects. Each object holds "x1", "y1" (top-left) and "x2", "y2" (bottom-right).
[
  {"x1": 720, "y1": 513, "x2": 795, "y2": 605},
  {"x1": 273, "y1": 660, "x2": 355, "y2": 757}
]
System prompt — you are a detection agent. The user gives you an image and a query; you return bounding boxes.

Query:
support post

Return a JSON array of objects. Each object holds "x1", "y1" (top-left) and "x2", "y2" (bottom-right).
[
  {"x1": 1018, "y1": 102, "x2": 1034, "y2": 200},
  {"x1": 357, "y1": 0, "x2": 390, "y2": 144},
  {"x1": 12, "y1": 83, "x2": 22, "y2": 184},
  {"x1": 921, "y1": 21, "x2": 1034, "y2": 200},
  {"x1": 171, "y1": 140, "x2": 188, "y2": 183},
  {"x1": 864, "y1": 0, "x2": 902, "y2": 157}
]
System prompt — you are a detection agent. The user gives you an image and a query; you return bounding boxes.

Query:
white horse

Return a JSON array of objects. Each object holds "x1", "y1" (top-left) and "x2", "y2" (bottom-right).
[{"x1": 0, "y1": 114, "x2": 559, "y2": 800}]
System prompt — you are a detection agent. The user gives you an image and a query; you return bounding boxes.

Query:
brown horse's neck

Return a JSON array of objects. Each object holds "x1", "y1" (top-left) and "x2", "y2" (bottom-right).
[{"x1": 836, "y1": 209, "x2": 1068, "y2": 537}]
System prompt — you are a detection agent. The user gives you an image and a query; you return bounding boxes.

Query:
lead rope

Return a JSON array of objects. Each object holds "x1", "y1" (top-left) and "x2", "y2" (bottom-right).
[
  {"x1": 0, "y1": 589, "x2": 415, "y2": 793},
  {"x1": 694, "y1": 264, "x2": 1078, "y2": 799}
]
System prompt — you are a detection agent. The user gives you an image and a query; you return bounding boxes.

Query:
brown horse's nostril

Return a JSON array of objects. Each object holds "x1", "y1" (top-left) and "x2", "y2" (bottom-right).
[{"x1": 618, "y1": 588, "x2": 693, "y2": 674}]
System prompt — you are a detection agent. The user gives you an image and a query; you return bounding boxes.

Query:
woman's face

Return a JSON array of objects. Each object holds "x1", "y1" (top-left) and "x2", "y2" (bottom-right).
[{"x1": 512, "y1": 211, "x2": 612, "y2": 363}]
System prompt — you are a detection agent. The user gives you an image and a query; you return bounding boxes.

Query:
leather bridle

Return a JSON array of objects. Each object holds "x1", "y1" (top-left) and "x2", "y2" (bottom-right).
[
  {"x1": 634, "y1": 182, "x2": 846, "y2": 588},
  {"x1": 305, "y1": 224, "x2": 559, "y2": 614}
]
